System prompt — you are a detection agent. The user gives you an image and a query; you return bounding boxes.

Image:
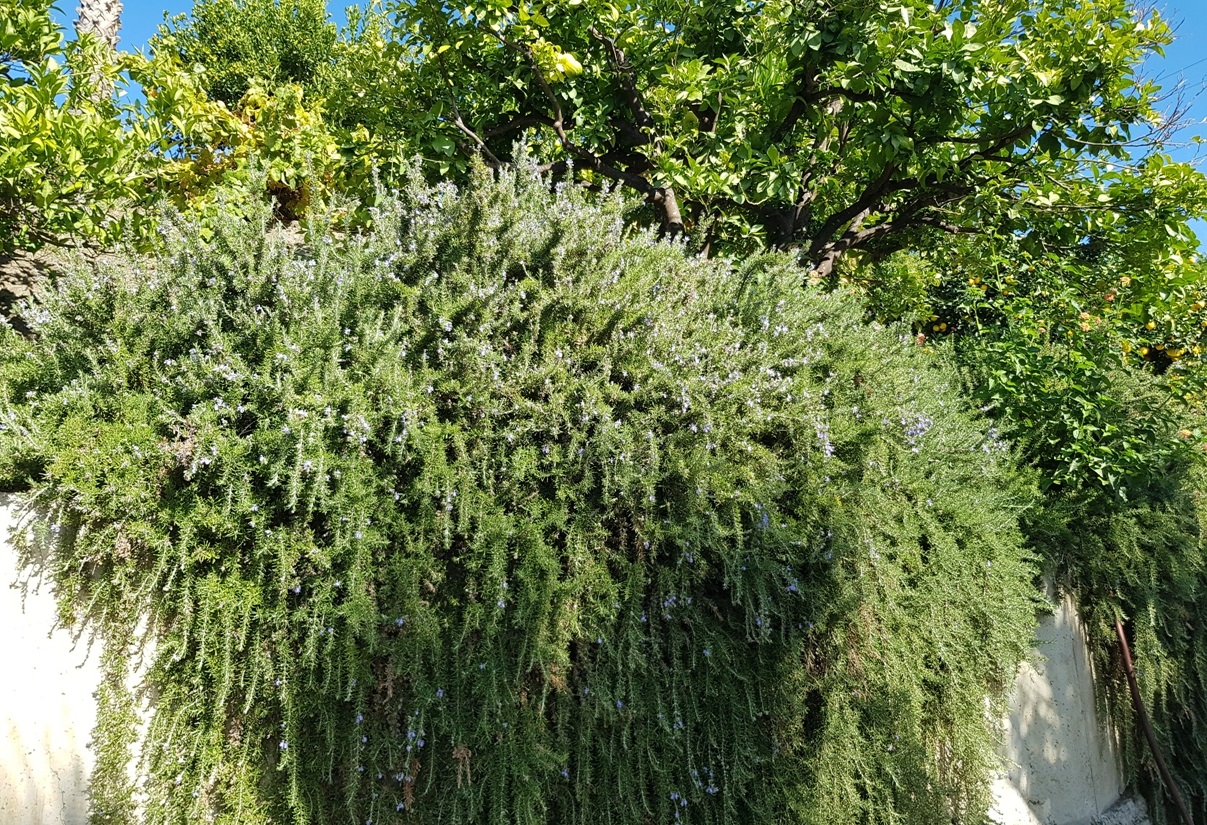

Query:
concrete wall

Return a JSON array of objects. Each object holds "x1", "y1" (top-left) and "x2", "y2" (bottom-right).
[
  {"x1": 989, "y1": 582, "x2": 1137, "y2": 825},
  {"x1": 0, "y1": 494, "x2": 99, "y2": 825}
]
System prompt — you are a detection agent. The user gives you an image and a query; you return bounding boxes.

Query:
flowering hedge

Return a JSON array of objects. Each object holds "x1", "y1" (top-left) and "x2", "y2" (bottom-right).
[{"x1": 0, "y1": 164, "x2": 1038, "y2": 824}]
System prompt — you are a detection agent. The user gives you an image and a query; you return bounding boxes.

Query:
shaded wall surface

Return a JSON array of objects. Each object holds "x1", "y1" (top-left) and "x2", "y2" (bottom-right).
[{"x1": 990, "y1": 583, "x2": 1136, "y2": 825}]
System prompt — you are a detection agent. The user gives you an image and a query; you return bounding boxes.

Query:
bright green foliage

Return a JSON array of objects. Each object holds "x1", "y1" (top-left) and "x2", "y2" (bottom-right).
[
  {"x1": 151, "y1": 0, "x2": 337, "y2": 107},
  {"x1": 0, "y1": 0, "x2": 145, "y2": 254},
  {"x1": 128, "y1": 63, "x2": 345, "y2": 222},
  {"x1": 961, "y1": 330, "x2": 1188, "y2": 497},
  {"x1": 0, "y1": 165, "x2": 1038, "y2": 823},
  {"x1": 902, "y1": 232, "x2": 1207, "y2": 818},
  {"x1": 848, "y1": 220, "x2": 1207, "y2": 820},
  {"x1": 864, "y1": 230, "x2": 1207, "y2": 499},
  {"x1": 1025, "y1": 406, "x2": 1207, "y2": 820}
]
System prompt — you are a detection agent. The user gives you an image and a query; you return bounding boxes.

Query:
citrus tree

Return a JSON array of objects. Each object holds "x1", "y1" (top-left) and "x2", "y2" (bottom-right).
[{"x1": 387, "y1": 0, "x2": 1201, "y2": 275}]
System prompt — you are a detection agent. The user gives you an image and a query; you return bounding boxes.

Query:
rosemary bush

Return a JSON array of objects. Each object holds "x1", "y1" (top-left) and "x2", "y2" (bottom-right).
[{"x1": 0, "y1": 165, "x2": 1038, "y2": 824}]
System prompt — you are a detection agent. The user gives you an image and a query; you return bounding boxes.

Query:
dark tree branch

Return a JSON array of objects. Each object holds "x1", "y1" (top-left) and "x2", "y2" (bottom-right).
[
  {"x1": 588, "y1": 26, "x2": 655, "y2": 137},
  {"x1": 1115, "y1": 614, "x2": 1196, "y2": 825},
  {"x1": 480, "y1": 114, "x2": 554, "y2": 141},
  {"x1": 450, "y1": 115, "x2": 501, "y2": 165},
  {"x1": 796, "y1": 120, "x2": 1034, "y2": 265},
  {"x1": 916, "y1": 216, "x2": 978, "y2": 234},
  {"x1": 434, "y1": 51, "x2": 501, "y2": 166},
  {"x1": 767, "y1": 63, "x2": 820, "y2": 145},
  {"x1": 810, "y1": 185, "x2": 974, "y2": 280},
  {"x1": 954, "y1": 123, "x2": 1035, "y2": 169},
  {"x1": 697, "y1": 92, "x2": 723, "y2": 133},
  {"x1": 788, "y1": 116, "x2": 852, "y2": 241},
  {"x1": 809, "y1": 163, "x2": 901, "y2": 256}
]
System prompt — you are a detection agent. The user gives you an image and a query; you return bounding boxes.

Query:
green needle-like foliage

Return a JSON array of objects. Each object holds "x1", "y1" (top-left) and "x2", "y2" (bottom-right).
[{"x1": 0, "y1": 163, "x2": 1038, "y2": 824}]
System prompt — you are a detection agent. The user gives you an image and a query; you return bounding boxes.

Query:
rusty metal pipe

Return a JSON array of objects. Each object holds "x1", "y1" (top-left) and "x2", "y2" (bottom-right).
[{"x1": 1114, "y1": 613, "x2": 1194, "y2": 825}]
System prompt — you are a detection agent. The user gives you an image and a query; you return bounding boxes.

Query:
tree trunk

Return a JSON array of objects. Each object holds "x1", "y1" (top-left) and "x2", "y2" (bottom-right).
[
  {"x1": 74, "y1": 0, "x2": 122, "y2": 100},
  {"x1": 75, "y1": 0, "x2": 122, "y2": 49}
]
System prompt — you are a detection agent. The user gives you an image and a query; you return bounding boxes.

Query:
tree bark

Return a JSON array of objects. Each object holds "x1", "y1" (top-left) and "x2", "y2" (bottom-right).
[
  {"x1": 74, "y1": 0, "x2": 122, "y2": 100},
  {"x1": 75, "y1": 0, "x2": 122, "y2": 48}
]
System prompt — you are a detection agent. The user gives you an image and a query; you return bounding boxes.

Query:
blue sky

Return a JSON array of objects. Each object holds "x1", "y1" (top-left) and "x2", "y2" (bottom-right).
[
  {"x1": 1152, "y1": 2, "x2": 1207, "y2": 241},
  {"x1": 1149, "y1": 3, "x2": 1207, "y2": 165}
]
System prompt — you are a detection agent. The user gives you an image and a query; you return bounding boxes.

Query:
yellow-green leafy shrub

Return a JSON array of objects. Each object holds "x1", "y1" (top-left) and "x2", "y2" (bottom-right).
[{"x1": 0, "y1": 0, "x2": 146, "y2": 254}]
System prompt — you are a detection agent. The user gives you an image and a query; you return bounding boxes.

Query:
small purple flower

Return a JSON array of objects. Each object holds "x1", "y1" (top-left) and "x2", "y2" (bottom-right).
[
  {"x1": 616, "y1": 700, "x2": 624, "y2": 709},
  {"x1": 395, "y1": 617, "x2": 406, "y2": 627},
  {"x1": 436, "y1": 688, "x2": 444, "y2": 699},
  {"x1": 815, "y1": 424, "x2": 834, "y2": 459},
  {"x1": 355, "y1": 713, "x2": 363, "y2": 724},
  {"x1": 703, "y1": 648, "x2": 711, "y2": 657},
  {"x1": 279, "y1": 740, "x2": 288, "y2": 751},
  {"x1": 902, "y1": 413, "x2": 934, "y2": 451}
]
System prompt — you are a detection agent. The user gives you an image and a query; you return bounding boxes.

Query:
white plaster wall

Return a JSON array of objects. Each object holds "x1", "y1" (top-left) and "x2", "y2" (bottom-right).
[
  {"x1": 989, "y1": 582, "x2": 1137, "y2": 825},
  {"x1": 0, "y1": 494, "x2": 100, "y2": 825}
]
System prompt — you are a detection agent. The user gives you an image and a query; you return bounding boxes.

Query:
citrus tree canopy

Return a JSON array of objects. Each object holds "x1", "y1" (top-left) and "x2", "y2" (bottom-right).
[{"x1": 393, "y1": 0, "x2": 1195, "y2": 277}]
